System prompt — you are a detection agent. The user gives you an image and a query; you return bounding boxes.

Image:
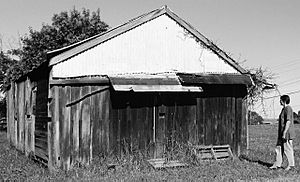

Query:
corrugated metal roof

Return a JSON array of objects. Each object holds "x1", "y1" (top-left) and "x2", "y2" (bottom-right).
[
  {"x1": 177, "y1": 73, "x2": 253, "y2": 86},
  {"x1": 109, "y1": 73, "x2": 203, "y2": 92},
  {"x1": 47, "y1": 5, "x2": 247, "y2": 74}
]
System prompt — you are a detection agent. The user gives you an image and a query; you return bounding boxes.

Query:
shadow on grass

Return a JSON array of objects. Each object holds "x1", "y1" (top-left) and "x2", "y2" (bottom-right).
[{"x1": 239, "y1": 154, "x2": 273, "y2": 168}]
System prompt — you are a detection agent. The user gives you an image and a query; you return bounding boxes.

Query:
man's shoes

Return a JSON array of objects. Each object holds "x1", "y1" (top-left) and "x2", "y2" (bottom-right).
[
  {"x1": 269, "y1": 165, "x2": 281, "y2": 169},
  {"x1": 285, "y1": 166, "x2": 295, "y2": 171}
]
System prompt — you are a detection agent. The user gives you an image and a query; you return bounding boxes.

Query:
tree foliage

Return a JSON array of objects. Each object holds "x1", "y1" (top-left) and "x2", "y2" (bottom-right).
[
  {"x1": 294, "y1": 112, "x2": 300, "y2": 124},
  {"x1": 247, "y1": 66, "x2": 275, "y2": 107},
  {"x1": 0, "y1": 97, "x2": 6, "y2": 118},
  {"x1": 0, "y1": 51, "x2": 17, "y2": 92},
  {"x1": 248, "y1": 111, "x2": 263, "y2": 125},
  {"x1": 4, "y1": 8, "x2": 109, "y2": 90}
]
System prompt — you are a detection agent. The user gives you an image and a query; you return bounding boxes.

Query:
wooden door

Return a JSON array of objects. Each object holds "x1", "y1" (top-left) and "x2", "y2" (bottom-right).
[
  {"x1": 153, "y1": 93, "x2": 198, "y2": 159},
  {"x1": 153, "y1": 94, "x2": 175, "y2": 158}
]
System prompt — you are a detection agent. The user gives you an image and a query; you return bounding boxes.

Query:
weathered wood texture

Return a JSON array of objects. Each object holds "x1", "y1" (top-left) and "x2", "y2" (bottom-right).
[
  {"x1": 6, "y1": 76, "x2": 49, "y2": 162},
  {"x1": 48, "y1": 85, "x2": 110, "y2": 170},
  {"x1": 17, "y1": 81, "x2": 25, "y2": 151},
  {"x1": 47, "y1": 84, "x2": 248, "y2": 169},
  {"x1": 8, "y1": 77, "x2": 248, "y2": 169},
  {"x1": 7, "y1": 83, "x2": 16, "y2": 146},
  {"x1": 25, "y1": 78, "x2": 35, "y2": 156},
  {"x1": 110, "y1": 92, "x2": 154, "y2": 157},
  {"x1": 34, "y1": 78, "x2": 49, "y2": 162},
  {"x1": 110, "y1": 91, "x2": 247, "y2": 158}
]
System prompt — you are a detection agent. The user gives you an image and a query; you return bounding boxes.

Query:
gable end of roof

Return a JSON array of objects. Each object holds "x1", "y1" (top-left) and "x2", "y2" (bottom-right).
[{"x1": 48, "y1": 5, "x2": 247, "y2": 74}]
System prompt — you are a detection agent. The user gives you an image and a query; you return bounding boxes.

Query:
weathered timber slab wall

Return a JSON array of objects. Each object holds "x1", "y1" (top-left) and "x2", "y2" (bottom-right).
[
  {"x1": 48, "y1": 84, "x2": 247, "y2": 169},
  {"x1": 110, "y1": 92, "x2": 154, "y2": 157},
  {"x1": 110, "y1": 93, "x2": 247, "y2": 158},
  {"x1": 48, "y1": 85, "x2": 111, "y2": 170},
  {"x1": 196, "y1": 97, "x2": 247, "y2": 155},
  {"x1": 6, "y1": 76, "x2": 49, "y2": 163}
]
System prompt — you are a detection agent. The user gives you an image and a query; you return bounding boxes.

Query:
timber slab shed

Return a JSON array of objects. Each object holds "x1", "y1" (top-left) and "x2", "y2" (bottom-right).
[{"x1": 6, "y1": 6, "x2": 253, "y2": 170}]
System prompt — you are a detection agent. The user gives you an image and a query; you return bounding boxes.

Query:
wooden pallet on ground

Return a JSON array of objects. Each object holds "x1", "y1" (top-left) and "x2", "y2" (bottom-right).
[
  {"x1": 191, "y1": 144, "x2": 233, "y2": 160},
  {"x1": 147, "y1": 158, "x2": 187, "y2": 169}
]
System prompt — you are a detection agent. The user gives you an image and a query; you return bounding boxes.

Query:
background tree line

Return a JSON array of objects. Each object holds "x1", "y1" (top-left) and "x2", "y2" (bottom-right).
[{"x1": 248, "y1": 110, "x2": 300, "y2": 125}]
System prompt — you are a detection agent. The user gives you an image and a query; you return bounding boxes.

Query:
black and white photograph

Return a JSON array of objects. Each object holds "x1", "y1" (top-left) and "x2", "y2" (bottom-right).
[{"x1": 0, "y1": 0, "x2": 300, "y2": 181}]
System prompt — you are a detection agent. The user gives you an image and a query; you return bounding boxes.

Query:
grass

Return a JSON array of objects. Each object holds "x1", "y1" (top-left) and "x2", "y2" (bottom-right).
[{"x1": 1, "y1": 125, "x2": 300, "y2": 181}]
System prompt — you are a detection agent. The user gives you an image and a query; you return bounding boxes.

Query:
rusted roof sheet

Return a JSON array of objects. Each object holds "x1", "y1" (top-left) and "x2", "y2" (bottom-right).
[
  {"x1": 177, "y1": 73, "x2": 253, "y2": 86},
  {"x1": 109, "y1": 74, "x2": 203, "y2": 92},
  {"x1": 47, "y1": 6, "x2": 247, "y2": 74}
]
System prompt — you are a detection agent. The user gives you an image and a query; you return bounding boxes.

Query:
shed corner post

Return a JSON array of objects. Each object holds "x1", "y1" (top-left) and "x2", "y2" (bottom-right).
[
  {"x1": 47, "y1": 69, "x2": 60, "y2": 170},
  {"x1": 244, "y1": 98, "x2": 249, "y2": 155},
  {"x1": 240, "y1": 98, "x2": 248, "y2": 156},
  {"x1": 6, "y1": 89, "x2": 10, "y2": 143}
]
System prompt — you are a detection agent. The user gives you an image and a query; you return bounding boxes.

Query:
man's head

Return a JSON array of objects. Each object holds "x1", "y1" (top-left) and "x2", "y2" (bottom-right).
[{"x1": 280, "y1": 95, "x2": 290, "y2": 105}]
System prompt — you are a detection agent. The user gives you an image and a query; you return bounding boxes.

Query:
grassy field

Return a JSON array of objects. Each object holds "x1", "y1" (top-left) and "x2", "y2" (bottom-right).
[{"x1": 1, "y1": 125, "x2": 300, "y2": 181}]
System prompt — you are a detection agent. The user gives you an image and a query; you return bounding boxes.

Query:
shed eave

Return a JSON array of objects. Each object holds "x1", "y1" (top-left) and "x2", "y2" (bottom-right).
[
  {"x1": 177, "y1": 73, "x2": 253, "y2": 86},
  {"x1": 113, "y1": 84, "x2": 203, "y2": 92}
]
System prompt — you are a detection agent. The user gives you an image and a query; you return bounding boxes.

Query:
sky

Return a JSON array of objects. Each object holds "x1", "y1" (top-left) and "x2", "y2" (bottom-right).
[{"x1": 1, "y1": 0, "x2": 300, "y2": 118}]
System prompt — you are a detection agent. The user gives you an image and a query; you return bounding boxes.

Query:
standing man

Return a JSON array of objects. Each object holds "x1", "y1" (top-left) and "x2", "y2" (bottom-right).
[{"x1": 270, "y1": 95, "x2": 295, "y2": 171}]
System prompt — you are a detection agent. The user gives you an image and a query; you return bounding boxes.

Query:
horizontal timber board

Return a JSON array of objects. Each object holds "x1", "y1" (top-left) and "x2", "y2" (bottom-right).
[
  {"x1": 35, "y1": 117, "x2": 51, "y2": 122},
  {"x1": 35, "y1": 131, "x2": 47, "y2": 138},
  {"x1": 50, "y1": 78, "x2": 110, "y2": 85},
  {"x1": 35, "y1": 137, "x2": 47, "y2": 145},
  {"x1": 35, "y1": 148, "x2": 48, "y2": 161},
  {"x1": 193, "y1": 145, "x2": 230, "y2": 149},
  {"x1": 35, "y1": 125, "x2": 47, "y2": 131},
  {"x1": 35, "y1": 141, "x2": 48, "y2": 151}
]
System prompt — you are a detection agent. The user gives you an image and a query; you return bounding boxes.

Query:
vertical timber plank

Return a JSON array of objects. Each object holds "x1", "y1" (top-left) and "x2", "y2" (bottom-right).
[
  {"x1": 71, "y1": 86, "x2": 80, "y2": 165},
  {"x1": 6, "y1": 87, "x2": 11, "y2": 143},
  {"x1": 58, "y1": 86, "x2": 66, "y2": 169},
  {"x1": 59, "y1": 86, "x2": 71, "y2": 170},
  {"x1": 18, "y1": 82, "x2": 25, "y2": 152},
  {"x1": 66, "y1": 86, "x2": 71, "y2": 169},
  {"x1": 54, "y1": 86, "x2": 61, "y2": 167},
  {"x1": 80, "y1": 86, "x2": 91, "y2": 164},
  {"x1": 14, "y1": 83, "x2": 18, "y2": 149},
  {"x1": 104, "y1": 90, "x2": 110, "y2": 155},
  {"x1": 156, "y1": 102, "x2": 166, "y2": 158},
  {"x1": 109, "y1": 94, "x2": 118, "y2": 156},
  {"x1": 48, "y1": 85, "x2": 55, "y2": 170},
  {"x1": 235, "y1": 98, "x2": 242, "y2": 156},
  {"x1": 196, "y1": 98, "x2": 203, "y2": 145},
  {"x1": 90, "y1": 86, "x2": 99, "y2": 157},
  {"x1": 9, "y1": 84, "x2": 14, "y2": 147},
  {"x1": 24, "y1": 78, "x2": 29, "y2": 156},
  {"x1": 231, "y1": 97, "x2": 236, "y2": 155},
  {"x1": 241, "y1": 99, "x2": 248, "y2": 153},
  {"x1": 204, "y1": 98, "x2": 211, "y2": 145},
  {"x1": 225, "y1": 97, "x2": 231, "y2": 146}
]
